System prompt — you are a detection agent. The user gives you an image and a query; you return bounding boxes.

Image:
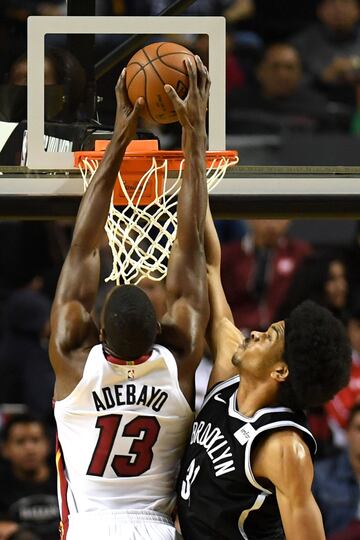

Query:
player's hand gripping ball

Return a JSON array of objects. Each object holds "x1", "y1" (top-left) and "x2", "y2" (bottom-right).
[{"x1": 126, "y1": 41, "x2": 195, "y2": 124}]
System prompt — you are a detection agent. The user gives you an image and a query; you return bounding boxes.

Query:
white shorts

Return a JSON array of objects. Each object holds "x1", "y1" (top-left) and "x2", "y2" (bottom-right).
[{"x1": 65, "y1": 509, "x2": 183, "y2": 540}]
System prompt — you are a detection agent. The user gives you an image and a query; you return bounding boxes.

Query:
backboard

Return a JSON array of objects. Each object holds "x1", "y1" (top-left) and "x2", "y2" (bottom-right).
[{"x1": 27, "y1": 15, "x2": 226, "y2": 170}]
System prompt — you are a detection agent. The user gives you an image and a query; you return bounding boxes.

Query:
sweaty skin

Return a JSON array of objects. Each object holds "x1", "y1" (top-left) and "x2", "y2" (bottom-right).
[{"x1": 252, "y1": 430, "x2": 325, "y2": 540}]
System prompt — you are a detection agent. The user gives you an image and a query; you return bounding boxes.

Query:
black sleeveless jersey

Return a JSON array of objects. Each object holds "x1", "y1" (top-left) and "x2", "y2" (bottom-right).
[{"x1": 177, "y1": 376, "x2": 316, "y2": 540}]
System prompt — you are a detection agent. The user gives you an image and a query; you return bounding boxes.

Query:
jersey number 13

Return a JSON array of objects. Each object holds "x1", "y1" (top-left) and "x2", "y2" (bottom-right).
[{"x1": 87, "y1": 414, "x2": 160, "y2": 477}]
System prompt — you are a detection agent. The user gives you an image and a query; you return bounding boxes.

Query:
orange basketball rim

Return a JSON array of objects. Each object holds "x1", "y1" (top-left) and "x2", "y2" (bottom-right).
[{"x1": 74, "y1": 139, "x2": 239, "y2": 206}]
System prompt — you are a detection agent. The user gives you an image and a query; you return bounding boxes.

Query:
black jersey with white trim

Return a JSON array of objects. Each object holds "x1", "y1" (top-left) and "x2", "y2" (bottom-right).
[{"x1": 177, "y1": 376, "x2": 316, "y2": 540}]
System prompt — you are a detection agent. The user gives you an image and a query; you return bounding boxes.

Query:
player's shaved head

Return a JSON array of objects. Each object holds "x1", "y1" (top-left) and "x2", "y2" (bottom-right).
[{"x1": 101, "y1": 285, "x2": 158, "y2": 360}]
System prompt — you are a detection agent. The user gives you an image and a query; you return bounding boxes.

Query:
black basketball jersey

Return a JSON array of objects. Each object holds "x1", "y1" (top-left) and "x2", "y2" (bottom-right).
[{"x1": 177, "y1": 376, "x2": 316, "y2": 540}]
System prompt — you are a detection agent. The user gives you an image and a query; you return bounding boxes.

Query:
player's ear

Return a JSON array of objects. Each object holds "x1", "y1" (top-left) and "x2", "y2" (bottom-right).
[
  {"x1": 156, "y1": 321, "x2": 162, "y2": 335},
  {"x1": 270, "y1": 362, "x2": 289, "y2": 383}
]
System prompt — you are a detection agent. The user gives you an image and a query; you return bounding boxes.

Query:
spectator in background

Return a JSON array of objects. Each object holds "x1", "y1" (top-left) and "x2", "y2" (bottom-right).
[
  {"x1": 144, "y1": 0, "x2": 257, "y2": 83},
  {"x1": 292, "y1": 0, "x2": 360, "y2": 106},
  {"x1": 0, "y1": 1, "x2": 66, "y2": 82},
  {"x1": 0, "y1": 414, "x2": 59, "y2": 540},
  {"x1": 234, "y1": 0, "x2": 318, "y2": 43},
  {"x1": 326, "y1": 299, "x2": 360, "y2": 446},
  {"x1": 194, "y1": 32, "x2": 247, "y2": 96},
  {"x1": 3, "y1": 0, "x2": 65, "y2": 17},
  {"x1": 0, "y1": 47, "x2": 88, "y2": 168},
  {"x1": 277, "y1": 250, "x2": 349, "y2": 324},
  {"x1": 220, "y1": 219, "x2": 312, "y2": 332},
  {"x1": 313, "y1": 402, "x2": 360, "y2": 539},
  {"x1": 227, "y1": 42, "x2": 333, "y2": 134},
  {"x1": 1, "y1": 47, "x2": 87, "y2": 123},
  {"x1": 0, "y1": 290, "x2": 54, "y2": 428}
]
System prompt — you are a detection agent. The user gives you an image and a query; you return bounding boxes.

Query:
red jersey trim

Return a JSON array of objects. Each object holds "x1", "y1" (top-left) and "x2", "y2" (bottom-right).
[
  {"x1": 56, "y1": 436, "x2": 69, "y2": 540},
  {"x1": 104, "y1": 349, "x2": 150, "y2": 366}
]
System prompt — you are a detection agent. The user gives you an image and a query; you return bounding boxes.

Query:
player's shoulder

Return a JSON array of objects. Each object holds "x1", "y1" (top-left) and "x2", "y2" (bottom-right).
[
  {"x1": 262, "y1": 429, "x2": 308, "y2": 452},
  {"x1": 253, "y1": 428, "x2": 315, "y2": 496},
  {"x1": 201, "y1": 375, "x2": 239, "y2": 409},
  {"x1": 255, "y1": 429, "x2": 312, "y2": 474}
]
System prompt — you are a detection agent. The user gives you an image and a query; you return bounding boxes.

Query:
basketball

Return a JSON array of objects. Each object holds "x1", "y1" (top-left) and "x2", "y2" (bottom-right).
[{"x1": 125, "y1": 42, "x2": 195, "y2": 124}]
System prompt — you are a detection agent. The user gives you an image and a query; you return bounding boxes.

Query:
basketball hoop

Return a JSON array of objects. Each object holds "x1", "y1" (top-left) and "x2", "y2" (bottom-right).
[{"x1": 74, "y1": 140, "x2": 238, "y2": 285}]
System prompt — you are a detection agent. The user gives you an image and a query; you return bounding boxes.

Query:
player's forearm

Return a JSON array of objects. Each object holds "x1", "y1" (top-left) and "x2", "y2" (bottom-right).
[
  {"x1": 176, "y1": 128, "x2": 207, "y2": 249},
  {"x1": 284, "y1": 518, "x2": 325, "y2": 540},
  {"x1": 205, "y1": 204, "x2": 221, "y2": 270},
  {"x1": 71, "y1": 133, "x2": 129, "y2": 253},
  {"x1": 281, "y1": 503, "x2": 326, "y2": 540},
  {"x1": 205, "y1": 201, "x2": 233, "y2": 325}
]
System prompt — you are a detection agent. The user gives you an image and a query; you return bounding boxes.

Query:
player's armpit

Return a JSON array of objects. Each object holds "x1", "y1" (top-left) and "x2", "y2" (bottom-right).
[{"x1": 252, "y1": 430, "x2": 325, "y2": 540}]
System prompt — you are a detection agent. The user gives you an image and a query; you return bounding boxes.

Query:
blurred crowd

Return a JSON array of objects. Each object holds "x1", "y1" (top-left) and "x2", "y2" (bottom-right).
[
  {"x1": 3, "y1": 0, "x2": 360, "y2": 146},
  {"x1": 1, "y1": 1, "x2": 360, "y2": 539}
]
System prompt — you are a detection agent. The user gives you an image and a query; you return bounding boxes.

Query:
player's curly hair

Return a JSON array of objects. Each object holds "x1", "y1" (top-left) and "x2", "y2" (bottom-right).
[{"x1": 278, "y1": 300, "x2": 351, "y2": 410}]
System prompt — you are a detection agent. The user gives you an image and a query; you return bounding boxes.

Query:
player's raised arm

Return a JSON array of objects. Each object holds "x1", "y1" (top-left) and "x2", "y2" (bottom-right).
[
  {"x1": 253, "y1": 430, "x2": 326, "y2": 540},
  {"x1": 204, "y1": 204, "x2": 244, "y2": 388},
  {"x1": 50, "y1": 72, "x2": 143, "y2": 373},
  {"x1": 160, "y1": 56, "x2": 210, "y2": 397}
]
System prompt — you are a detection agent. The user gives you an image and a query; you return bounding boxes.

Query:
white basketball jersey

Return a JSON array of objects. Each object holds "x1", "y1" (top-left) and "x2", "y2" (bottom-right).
[{"x1": 54, "y1": 344, "x2": 193, "y2": 522}]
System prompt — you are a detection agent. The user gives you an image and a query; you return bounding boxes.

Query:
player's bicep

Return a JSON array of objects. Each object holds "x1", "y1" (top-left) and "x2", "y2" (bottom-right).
[
  {"x1": 52, "y1": 245, "x2": 100, "y2": 315},
  {"x1": 49, "y1": 301, "x2": 97, "y2": 374},
  {"x1": 261, "y1": 432, "x2": 314, "y2": 499},
  {"x1": 257, "y1": 432, "x2": 325, "y2": 540}
]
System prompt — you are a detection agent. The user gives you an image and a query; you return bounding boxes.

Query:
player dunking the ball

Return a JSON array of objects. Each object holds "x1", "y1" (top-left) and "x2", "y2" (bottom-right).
[
  {"x1": 176, "y1": 206, "x2": 352, "y2": 540},
  {"x1": 50, "y1": 56, "x2": 210, "y2": 540}
]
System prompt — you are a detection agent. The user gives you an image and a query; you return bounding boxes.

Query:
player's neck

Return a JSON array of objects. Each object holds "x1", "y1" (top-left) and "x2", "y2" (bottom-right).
[{"x1": 236, "y1": 377, "x2": 278, "y2": 417}]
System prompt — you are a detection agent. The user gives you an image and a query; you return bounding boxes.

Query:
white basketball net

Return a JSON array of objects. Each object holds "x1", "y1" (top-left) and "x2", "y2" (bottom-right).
[{"x1": 78, "y1": 154, "x2": 238, "y2": 285}]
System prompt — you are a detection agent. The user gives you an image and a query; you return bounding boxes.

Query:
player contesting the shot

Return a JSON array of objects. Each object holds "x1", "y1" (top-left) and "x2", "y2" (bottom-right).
[
  {"x1": 176, "y1": 206, "x2": 352, "y2": 540},
  {"x1": 50, "y1": 55, "x2": 210, "y2": 540}
]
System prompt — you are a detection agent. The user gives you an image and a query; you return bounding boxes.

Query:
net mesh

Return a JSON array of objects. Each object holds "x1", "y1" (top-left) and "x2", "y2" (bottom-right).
[{"x1": 78, "y1": 152, "x2": 238, "y2": 285}]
